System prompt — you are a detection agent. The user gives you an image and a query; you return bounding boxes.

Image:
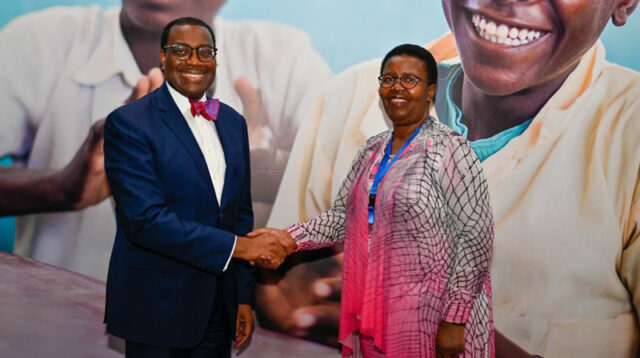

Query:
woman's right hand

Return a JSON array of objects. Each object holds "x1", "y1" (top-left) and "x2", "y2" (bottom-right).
[{"x1": 436, "y1": 320, "x2": 465, "y2": 358}]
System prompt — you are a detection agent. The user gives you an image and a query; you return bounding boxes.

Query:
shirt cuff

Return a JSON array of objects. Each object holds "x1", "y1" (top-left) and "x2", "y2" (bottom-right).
[
  {"x1": 222, "y1": 235, "x2": 237, "y2": 272},
  {"x1": 443, "y1": 300, "x2": 472, "y2": 324},
  {"x1": 443, "y1": 288, "x2": 475, "y2": 324}
]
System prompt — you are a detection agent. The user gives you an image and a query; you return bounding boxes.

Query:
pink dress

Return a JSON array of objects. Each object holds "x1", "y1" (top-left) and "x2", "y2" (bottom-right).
[{"x1": 288, "y1": 120, "x2": 494, "y2": 357}]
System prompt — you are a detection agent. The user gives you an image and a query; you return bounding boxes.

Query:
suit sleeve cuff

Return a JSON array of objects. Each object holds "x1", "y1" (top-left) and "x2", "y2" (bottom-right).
[{"x1": 222, "y1": 235, "x2": 237, "y2": 272}]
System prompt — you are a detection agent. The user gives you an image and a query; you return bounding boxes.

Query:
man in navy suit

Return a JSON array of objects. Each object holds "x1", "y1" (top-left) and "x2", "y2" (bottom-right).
[{"x1": 103, "y1": 17, "x2": 295, "y2": 357}]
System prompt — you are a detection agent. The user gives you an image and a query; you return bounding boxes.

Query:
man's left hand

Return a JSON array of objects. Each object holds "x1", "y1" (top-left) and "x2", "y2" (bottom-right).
[{"x1": 235, "y1": 304, "x2": 254, "y2": 348}]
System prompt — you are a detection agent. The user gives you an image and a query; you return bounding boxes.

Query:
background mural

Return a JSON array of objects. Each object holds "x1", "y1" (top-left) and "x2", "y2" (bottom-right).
[
  {"x1": 2, "y1": 1, "x2": 639, "y2": 357},
  {"x1": 2, "y1": 1, "x2": 638, "y2": 73}
]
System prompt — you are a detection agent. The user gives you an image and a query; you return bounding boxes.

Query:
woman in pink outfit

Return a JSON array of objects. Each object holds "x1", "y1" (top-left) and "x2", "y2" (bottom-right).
[{"x1": 255, "y1": 45, "x2": 494, "y2": 357}]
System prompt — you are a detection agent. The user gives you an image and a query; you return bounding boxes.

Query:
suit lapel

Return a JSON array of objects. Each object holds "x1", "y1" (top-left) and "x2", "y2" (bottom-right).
[
  {"x1": 213, "y1": 108, "x2": 238, "y2": 210},
  {"x1": 154, "y1": 84, "x2": 219, "y2": 207}
]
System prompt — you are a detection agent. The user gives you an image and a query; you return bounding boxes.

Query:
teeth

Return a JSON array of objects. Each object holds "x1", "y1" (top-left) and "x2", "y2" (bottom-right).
[
  {"x1": 486, "y1": 22, "x2": 497, "y2": 36},
  {"x1": 471, "y1": 13, "x2": 545, "y2": 47},
  {"x1": 509, "y1": 27, "x2": 519, "y2": 39},
  {"x1": 519, "y1": 29, "x2": 528, "y2": 41},
  {"x1": 479, "y1": 18, "x2": 487, "y2": 30},
  {"x1": 496, "y1": 24, "x2": 509, "y2": 39}
]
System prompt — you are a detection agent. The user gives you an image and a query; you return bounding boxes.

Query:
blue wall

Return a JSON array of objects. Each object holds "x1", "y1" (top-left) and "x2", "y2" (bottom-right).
[
  {"x1": 2, "y1": 1, "x2": 639, "y2": 73},
  {"x1": 0, "y1": 157, "x2": 14, "y2": 253}
]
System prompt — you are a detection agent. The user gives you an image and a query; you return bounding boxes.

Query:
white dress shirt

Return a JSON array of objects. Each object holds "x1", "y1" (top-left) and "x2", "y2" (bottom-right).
[{"x1": 167, "y1": 82, "x2": 235, "y2": 271}]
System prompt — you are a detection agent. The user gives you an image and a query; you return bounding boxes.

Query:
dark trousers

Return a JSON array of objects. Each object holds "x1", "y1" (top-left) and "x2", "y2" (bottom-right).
[{"x1": 126, "y1": 288, "x2": 231, "y2": 358}]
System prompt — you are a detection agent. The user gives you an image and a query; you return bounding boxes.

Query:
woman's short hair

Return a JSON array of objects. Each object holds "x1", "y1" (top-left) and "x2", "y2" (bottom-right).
[{"x1": 380, "y1": 44, "x2": 438, "y2": 85}]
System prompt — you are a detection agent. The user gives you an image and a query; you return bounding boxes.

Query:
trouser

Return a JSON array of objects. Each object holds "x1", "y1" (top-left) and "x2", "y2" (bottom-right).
[{"x1": 126, "y1": 288, "x2": 231, "y2": 358}]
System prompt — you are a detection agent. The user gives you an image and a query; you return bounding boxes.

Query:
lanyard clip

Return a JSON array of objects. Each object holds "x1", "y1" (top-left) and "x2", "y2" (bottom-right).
[{"x1": 368, "y1": 193, "x2": 376, "y2": 207}]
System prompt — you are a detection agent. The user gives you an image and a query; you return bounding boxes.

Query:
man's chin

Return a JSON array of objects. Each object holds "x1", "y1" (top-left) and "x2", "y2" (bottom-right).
[{"x1": 463, "y1": 68, "x2": 537, "y2": 97}]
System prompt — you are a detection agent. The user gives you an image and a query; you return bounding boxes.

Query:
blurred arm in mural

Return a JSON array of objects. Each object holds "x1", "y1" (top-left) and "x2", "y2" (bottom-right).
[
  {"x1": 266, "y1": 0, "x2": 640, "y2": 357},
  {"x1": 0, "y1": 68, "x2": 163, "y2": 217},
  {"x1": 0, "y1": 0, "x2": 331, "y2": 279}
]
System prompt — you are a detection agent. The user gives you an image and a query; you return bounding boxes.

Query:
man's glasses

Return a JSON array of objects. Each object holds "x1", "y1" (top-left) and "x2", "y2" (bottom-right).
[
  {"x1": 378, "y1": 75, "x2": 427, "y2": 89},
  {"x1": 163, "y1": 43, "x2": 218, "y2": 62}
]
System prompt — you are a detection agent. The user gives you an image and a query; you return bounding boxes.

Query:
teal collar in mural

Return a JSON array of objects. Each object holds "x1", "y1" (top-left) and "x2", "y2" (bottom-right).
[{"x1": 435, "y1": 63, "x2": 533, "y2": 162}]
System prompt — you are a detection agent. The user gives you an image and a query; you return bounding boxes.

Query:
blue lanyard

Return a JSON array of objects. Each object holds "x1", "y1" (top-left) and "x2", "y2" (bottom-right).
[{"x1": 368, "y1": 121, "x2": 425, "y2": 225}]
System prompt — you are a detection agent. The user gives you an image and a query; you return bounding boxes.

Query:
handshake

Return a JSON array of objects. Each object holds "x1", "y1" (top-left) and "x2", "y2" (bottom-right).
[{"x1": 233, "y1": 228, "x2": 296, "y2": 269}]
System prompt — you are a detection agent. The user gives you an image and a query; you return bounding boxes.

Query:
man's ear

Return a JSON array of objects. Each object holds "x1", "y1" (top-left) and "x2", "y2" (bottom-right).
[
  {"x1": 159, "y1": 49, "x2": 166, "y2": 72},
  {"x1": 612, "y1": 0, "x2": 639, "y2": 26}
]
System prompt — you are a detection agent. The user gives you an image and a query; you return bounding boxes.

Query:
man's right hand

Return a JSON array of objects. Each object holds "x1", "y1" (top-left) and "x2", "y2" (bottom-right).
[{"x1": 233, "y1": 230, "x2": 296, "y2": 269}]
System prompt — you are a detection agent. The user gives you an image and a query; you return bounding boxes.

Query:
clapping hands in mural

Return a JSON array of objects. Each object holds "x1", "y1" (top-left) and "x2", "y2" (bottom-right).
[
  {"x1": 69, "y1": 67, "x2": 165, "y2": 210},
  {"x1": 255, "y1": 249, "x2": 343, "y2": 347},
  {"x1": 234, "y1": 77, "x2": 275, "y2": 151},
  {"x1": 233, "y1": 77, "x2": 285, "y2": 228},
  {"x1": 0, "y1": 68, "x2": 164, "y2": 216},
  {"x1": 62, "y1": 68, "x2": 165, "y2": 211}
]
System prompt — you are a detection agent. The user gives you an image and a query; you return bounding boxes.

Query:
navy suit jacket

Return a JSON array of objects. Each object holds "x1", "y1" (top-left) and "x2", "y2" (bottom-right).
[{"x1": 103, "y1": 83, "x2": 254, "y2": 348}]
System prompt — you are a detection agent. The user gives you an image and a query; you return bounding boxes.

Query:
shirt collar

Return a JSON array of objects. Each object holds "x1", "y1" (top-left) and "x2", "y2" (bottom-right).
[
  {"x1": 166, "y1": 82, "x2": 207, "y2": 115},
  {"x1": 71, "y1": 8, "x2": 141, "y2": 88},
  {"x1": 433, "y1": 63, "x2": 534, "y2": 162}
]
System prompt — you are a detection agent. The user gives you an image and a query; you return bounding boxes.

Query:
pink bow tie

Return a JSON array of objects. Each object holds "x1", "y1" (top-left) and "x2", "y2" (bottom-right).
[{"x1": 189, "y1": 97, "x2": 220, "y2": 121}]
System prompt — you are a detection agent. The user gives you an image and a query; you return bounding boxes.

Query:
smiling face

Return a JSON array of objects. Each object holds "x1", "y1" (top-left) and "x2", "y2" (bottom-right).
[
  {"x1": 441, "y1": 0, "x2": 635, "y2": 96},
  {"x1": 379, "y1": 55, "x2": 436, "y2": 127},
  {"x1": 160, "y1": 24, "x2": 216, "y2": 99}
]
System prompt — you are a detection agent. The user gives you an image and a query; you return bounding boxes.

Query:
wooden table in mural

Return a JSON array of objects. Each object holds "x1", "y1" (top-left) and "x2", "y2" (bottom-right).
[
  {"x1": 0, "y1": 252, "x2": 121, "y2": 357},
  {"x1": 0, "y1": 252, "x2": 338, "y2": 358}
]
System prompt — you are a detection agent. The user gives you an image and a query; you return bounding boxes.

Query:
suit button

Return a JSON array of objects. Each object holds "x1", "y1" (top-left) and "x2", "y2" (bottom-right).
[{"x1": 220, "y1": 213, "x2": 224, "y2": 219}]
